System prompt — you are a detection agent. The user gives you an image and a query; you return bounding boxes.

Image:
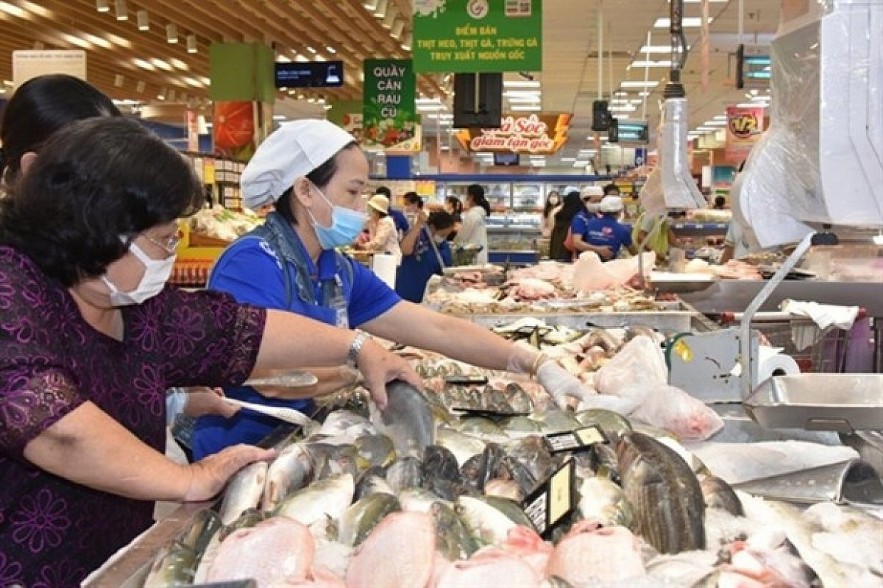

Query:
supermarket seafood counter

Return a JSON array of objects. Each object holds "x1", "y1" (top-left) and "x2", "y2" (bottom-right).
[{"x1": 84, "y1": 324, "x2": 883, "y2": 587}]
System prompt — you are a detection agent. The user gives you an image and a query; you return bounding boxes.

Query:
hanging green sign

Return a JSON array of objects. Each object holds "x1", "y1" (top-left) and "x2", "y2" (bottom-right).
[
  {"x1": 412, "y1": 0, "x2": 542, "y2": 73},
  {"x1": 362, "y1": 59, "x2": 420, "y2": 152}
]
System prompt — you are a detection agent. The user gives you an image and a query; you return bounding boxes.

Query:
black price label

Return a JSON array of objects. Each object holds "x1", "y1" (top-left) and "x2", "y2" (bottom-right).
[
  {"x1": 444, "y1": 375, "x2": 490, "y2": 385},
  {"x1": 544, "y1": 425, "x2": 607, "y2": 454},
  {"x1": 522, "y1": 458, "x2": 575, "y2": 537}
]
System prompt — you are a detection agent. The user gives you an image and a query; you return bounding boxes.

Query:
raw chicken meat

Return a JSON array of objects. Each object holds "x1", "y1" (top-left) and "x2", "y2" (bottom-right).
[{"x1": 346, "y1": 511, "x2": 436, "y2": 588}]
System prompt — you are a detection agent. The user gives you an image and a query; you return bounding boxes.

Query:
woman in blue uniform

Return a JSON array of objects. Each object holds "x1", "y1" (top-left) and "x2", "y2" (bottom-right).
[
  {"x1": 193, "y1": 120, "x2": 592, "y2": 458},
  {"x1": 396, "y1": 210, "x2": 455, "y2": 303}
]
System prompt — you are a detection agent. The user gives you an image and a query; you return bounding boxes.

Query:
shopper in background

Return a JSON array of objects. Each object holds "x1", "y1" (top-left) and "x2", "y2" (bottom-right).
[
  {"x1": 633, "y1": 210, "x2": 681, "y2": 262},
  {"x1": 401, "y1": 190, "x2": 423, "y2": 231},
  {"x1": 396, "y1": 210, "x2": 455, "y2": 302},
  {"x1": 0, "y1": 116, "x2": 417, "y2": 586},
  {"x1": 549, "y1": 189, "x2": 584, "y2": 261},
  {"x1": 194, "y1": 119, "x2": 598, "y2": 458},
  {"x1": 359, "y1": 193, "x2": 402, "y2": 264},
  {"x1": 577, "y1": 196, "x2": 638, "y2": 260},
  {"x1": 374, "y1": 184, "x2": 409, "y2": 238},
  {"x1": 540, "y1": 190, "x2": 563, "y2": 238},
  {"x1": 603, "y1": 183, "x2": 621, "y2": 196},
  {"x1": 453, "y1": 183, "x2": 490, "y2": 264},
  {"x1": 444, "y1": 195, "x2": 463, "y2": 222}
]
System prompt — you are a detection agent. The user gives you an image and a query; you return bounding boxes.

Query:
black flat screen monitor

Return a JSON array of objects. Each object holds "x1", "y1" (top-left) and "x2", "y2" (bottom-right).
[
  {"x1": 453, "y1": 73, "x2": 503, "y2": 128},
  {"x1": 493, "y1": 152, "x2": 520, "y2": 166},
  {"x1": 274, "y1": 61, "x2": 344, "y2": 88}
]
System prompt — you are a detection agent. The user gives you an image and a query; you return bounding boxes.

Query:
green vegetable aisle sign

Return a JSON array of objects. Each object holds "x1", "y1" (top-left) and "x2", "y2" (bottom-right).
[
  {"x1": 362, "y1": 59, "x2": 421, "y2": 153},
  {"x1": 412, "y1": 0, "x2": 542, "y2": 73}
]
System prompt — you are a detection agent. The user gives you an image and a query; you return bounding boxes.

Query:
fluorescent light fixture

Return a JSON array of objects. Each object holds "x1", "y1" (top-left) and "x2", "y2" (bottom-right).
[
  {"x1": 61, "y1": 34, "x2": 91, "y2": 49},
  {"x1": 506, "y1": 96, "x2": 542, "y2": 103},
  {"x1": 170, "y1": 58, "x2": 189, "y2": 70},
  {"x1": 150, "y1": 58, "x2": 173, "y2": 71},
  {"x1": 712, "y1": 114, "x2": 727, "y2": 120},
  {"x1": 638, "y1": 91, "x2": 651, "y2": 97},
  {"x1": 631, "y1": 60, "x2": 673, "y2": 68},
  {"x1": 0, "y1": 1, "x2": 27, "y2": 17},
  {"x1": 654, "y1": 17, "x2": 712, "y2": 28},
  {"x1": 390, "y1": 20, "x2": 404, "y2": 39},
  {"x1": 503, "y1": 89, "x2": 540, "y2": 97},
  {"x1": 613, "y1": 91, "x2": 628, "y2": 97},
  {"x1": 84, "y1": 34, "x2": 112, "y2": 49},
  {"x1": 166, "y1": 23, "x2": 177, "y2": 43},
  {"x1": 609, "y1": 105, "x2": 637, "y2": 112},
  {"x1": 363, "y1": 0, "x2": 379, "y2": 10},
  {"x1": 96, "y1": 0, "x2": 109, "y2": 12},
  {"x1": 400, "y1": 33, "x2": 412, "y2": 51},
  {"x1": 273, "y1": 114, "x2": 286, "y2": 121},
  {"x1": 374, "y1": 0, "x2": 387, "y2": 18},
  {"x1": 704, "y1": 120, "x2": 727, "y2": 126},
  {"x1": 187, "y1": 34, "x2": 197, "y2": 53},
  {"x1": 872, "y1": 232, "x2": 883, "y2": 246},
  {"x1": 136, "y1": 9, "x2": 148, "y2": 30},
  {"x1": 736, "y1": 102, "x2": 766, "y2": 108},
  {"x1": 511, "y1": 105, "x2": 542, "y2": 111},
  {"x1": 107, "y1": 33, "x2": 130, "y2": 48},
  {"x1": 306, "y1": 46, "x2": 317, "y2": 54},
  {"x1": 696, "y1": 126, "x2": 717, "y2": 131},
  {"x1": 114, "y1": 0, "x2": 126, "y2": 20},
  {"x1": 621, "y1": 80, "x2": 659, "y2": 88},
  {"x1": 382, "y1": 9, "x2": 396, "y2": 28},
  {"x1": 503, "y1": 80, "x2": 540, "y2": 88},
  {"x1": 326, "y1": 46, "x2": 337, "y2": 54},
  {"x1": 560, "y1": 157, "x2": 576, "y2": 162},
  {"x1": 20, "y1": 1, "x2": 50, "y2": 17},
  {"x1": 638, "y1": 45, "x2": 675, "y2": 54}
]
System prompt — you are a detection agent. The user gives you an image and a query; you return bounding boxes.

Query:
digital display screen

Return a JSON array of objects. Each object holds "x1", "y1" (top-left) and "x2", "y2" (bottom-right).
[
  {"x1": 493, "y1": 151, "x2": 520, "y2": 166},
  {"x1": 274, "y1": 61, "x2": 344, "y2": 89}
]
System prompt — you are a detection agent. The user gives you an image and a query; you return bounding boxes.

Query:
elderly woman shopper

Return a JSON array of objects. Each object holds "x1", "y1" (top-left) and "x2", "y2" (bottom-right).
[
  {"x1": 360, "y1": 193, "x2": 402, "y2": 264},
  {"x1": 193, "y1": 119, "x2": 599, "y2": 459},
  {"x1": 0, "y1": 111, "x2": 417, "y2": 586}
]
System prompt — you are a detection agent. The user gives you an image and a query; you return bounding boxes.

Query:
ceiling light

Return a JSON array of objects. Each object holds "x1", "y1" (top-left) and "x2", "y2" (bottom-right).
[
  {"x1": 638, "y1": 91, "x2": 651, "y2": 96},
  {"x1": 96, "y1": 0, "x2": 109, "y2": 12},
  {"x1": 621, "y1": 80, "x2": 659, "y2": 88},
  {"x1": 638, "y1": 45, "x2": 675, "y2": 54},
  {"x1": 613, "y1": 91, "x2": 628, "y2": 97},
  {"x1": 273, "y1": 114, "x2": 286, "y2": 121},
  {"x1": 170, "y1": 58, "x2": 188, "y2": 70},
  {"x1": 306, "y1": 46, "x2": 317, "y2": 54},
  {"x1": 326, "y1": 46, "x2": 337, "y2": 54},
  {"x1": 113, "y1": 74, "x2": 124, "y2": 87},
  {"x1": 114, "y1": 0, "x2": 127, "y2": 20},
  {"x1": 713, "y1": 114, "x2": 727, "y2": 120},
  {"x1": 374, "y1": 0, "x2": 388, "y2": 18},
  {"x1": 133, "y1": 57, "x2": 153, "y2": 70},
  {"x1": 511, "y1": 105, "x2": 542, "y2": 111},
  {"x1": 150, "y1": 58, "x2": 172, "y2": 71},
  {"x1": 183, "y1": 77, "x2": 202, "y2": 87},
  {"x1": 631, "y1": 60, "x2": 673, "y2": 68},
  {"x1": 696, "y1": 126, "x2": 717, "y2": 131},
  {"x1": 737, "y1": 102, "x2": 766, "y2": 108},
  {"x1": 503, "y1": 80, "x2": 541, "y2": 89},
  {"x1": 83, "y1": 34, "x2": 112, "y2": 49},
  {"x1": 187, "y1": 34, "x2": 197, "y2": 53},
  {"x1": 390, "y1": 19, "x2": 404, "y2": 39},
  {"x1": 400, "y1": 33, "x2": 412, "y2": 51},
  {"x1": 61, "y1": 34, "x2": 91, "y2": 49},
  {"x1": 363, "y1": 0, "x2": 379, "y2": 10},
  {"x1": 0, "y1": 1, "x2": 27, "y2": 18},
  {"x1": 382, "y1": 9, "x2": 396, "y2": 28},
  {"x1": 166, "y1": 23, "x2": 177, "y2": 43},
  {"x1": 107, "y1": 33, "x2": 130, "y2": 48},
  {"x1": 198, "y1": 76, "x2": 210, "y2": 86},
  {"x1": 136, "y1": 10, "x2": 148, "y2": 30},
  {"x1": 654, "y1": 17, "x2": 712, "y2": 28},
  {"x1": 704, "y1": 120, "x2": 727, "y2": 126},
  {"x1": 157, "y1": 87, "x2": 167, "y2": 100}
]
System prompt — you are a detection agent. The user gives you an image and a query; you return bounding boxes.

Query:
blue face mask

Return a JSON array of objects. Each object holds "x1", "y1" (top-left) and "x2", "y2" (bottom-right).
[{"x1": 307, "y1": 184, "x2": 367, "y2": 250}]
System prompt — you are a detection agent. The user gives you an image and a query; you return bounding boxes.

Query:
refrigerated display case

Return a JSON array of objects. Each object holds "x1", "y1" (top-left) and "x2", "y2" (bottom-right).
[{"x1": 417, "y1": 174, "x2": 611, "y2": 264}]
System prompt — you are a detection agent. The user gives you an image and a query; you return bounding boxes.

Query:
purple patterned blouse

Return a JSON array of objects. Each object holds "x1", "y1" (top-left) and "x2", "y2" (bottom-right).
[{"x1": 0, "y1": 246, "x2": 266, "y2": 587}]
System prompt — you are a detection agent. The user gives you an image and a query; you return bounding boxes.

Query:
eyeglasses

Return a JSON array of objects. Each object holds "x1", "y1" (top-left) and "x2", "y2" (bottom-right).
[{"x1": 141, "y1": 232, "x2": 181, "y2": 256}]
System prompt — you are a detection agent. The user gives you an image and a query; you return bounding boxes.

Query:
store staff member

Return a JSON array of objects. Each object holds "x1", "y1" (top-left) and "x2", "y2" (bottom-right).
[
  {"x1": 193, "y1": 120, "x2": 595, "y2": 458},
  {"x1": 581, "y1": 196, "x2": 638, "y2": 260},
  {"x1": 396, "y1": 210, "x2": 455, "y2": 303},
  {"x1": 570, "y1": 186, "x2": 615, "y2": 258}
]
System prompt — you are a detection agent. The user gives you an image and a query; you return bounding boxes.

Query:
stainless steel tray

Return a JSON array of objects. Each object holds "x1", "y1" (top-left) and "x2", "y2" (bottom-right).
[{"x1": 745, "y1": 374, "x2": 883, "y2": 433}]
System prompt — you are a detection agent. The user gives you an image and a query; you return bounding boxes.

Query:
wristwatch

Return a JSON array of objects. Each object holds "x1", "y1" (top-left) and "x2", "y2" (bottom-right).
[{"x1": 347, "y1": 331, "x2": 370, "y2": 369}]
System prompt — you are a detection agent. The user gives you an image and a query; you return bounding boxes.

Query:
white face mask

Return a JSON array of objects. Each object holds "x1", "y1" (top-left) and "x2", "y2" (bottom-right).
[
  {"x1": 433, "y1": 234, "x2": 447, "y2": 245},
  {"x1": 102, "y1": 241, "x2": 175, "y2": 306},
  {"x1": 586, "y1": 202, "x2": 601, "y2": 214}
]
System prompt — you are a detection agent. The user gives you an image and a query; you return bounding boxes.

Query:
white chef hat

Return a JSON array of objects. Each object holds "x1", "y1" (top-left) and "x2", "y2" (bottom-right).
[
  {"x1": 599, "y1": 195, "x2": 624, "y2": 213},
  {"x1": 241, "y1": 119, "x2": 356, "y2": 210},
  {"x1": 581, "y1": 185, "x2": 605, "y2": 199}
]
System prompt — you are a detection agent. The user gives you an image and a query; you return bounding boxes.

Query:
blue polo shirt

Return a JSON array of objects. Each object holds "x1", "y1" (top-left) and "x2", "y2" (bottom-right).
[
  {"x1": 583, "y1": 215, "x2": 633, "y2": 258},
  {"x1": 389, "y1": 208, "x2": 409, "y2": 235},
  {"x1": 191, "y1": 227, "x2": 400, "y2": 459},
  {"x1": 395, "y1": 230, "x2": 452, "y2": 303}
]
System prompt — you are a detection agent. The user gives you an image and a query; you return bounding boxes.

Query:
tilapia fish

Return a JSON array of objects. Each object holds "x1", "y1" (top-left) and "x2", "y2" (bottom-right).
[
  {"x1": 616, "y1": 431, "x2": 706, "y2": 554},
  {"x1": 370, "y1": 379, "x2": 435, "y2": 457}
]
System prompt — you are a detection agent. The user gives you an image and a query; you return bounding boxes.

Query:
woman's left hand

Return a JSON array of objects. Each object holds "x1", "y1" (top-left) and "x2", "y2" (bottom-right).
[{"x1": 183, "y1": 387, "x2": 239, "y2": 419}]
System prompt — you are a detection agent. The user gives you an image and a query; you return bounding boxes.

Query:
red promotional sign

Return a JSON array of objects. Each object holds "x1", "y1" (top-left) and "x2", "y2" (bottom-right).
[{"x1": 725, "y1": 106, "x2": 765, "y2": 163}]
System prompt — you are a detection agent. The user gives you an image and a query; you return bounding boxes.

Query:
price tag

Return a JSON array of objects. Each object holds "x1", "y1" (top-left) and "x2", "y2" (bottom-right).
[
  {"x1": 451, "y1": 407, "x2": 530, "y2": 418},
  {"x1": 444, "y1": 375, "x2": 490, "y2": 386},
  {"x1": 544, "y1": 425, "x2": 607, "y2": 454},
  {"x1": 522, "y1": 458, "x2": 575, "y2": 537}
]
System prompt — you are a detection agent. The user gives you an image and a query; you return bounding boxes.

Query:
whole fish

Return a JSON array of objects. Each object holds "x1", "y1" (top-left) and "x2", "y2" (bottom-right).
[
  {"x1": 142, "y1": 541, "x2": 198, "y2": 588},
  {"x1": 354, "y1": 465, "x2": 395, "y2": 500},
  {"x1": 354, "y1": 434, "x2": 396, "y2": 470},
  {"x1": 337, "y1": 493, "x2": 402, "y2": 546},
  {"x1": 577, "y1": 475, "x2": 635, "y2": 529},
  {"x1": 262, "y1": 442, "x2": 314, "y2": 511},
  {"x1": 421, "y1": 445, "x2": 462, "y2": 483},
  {"x1": 432, "y1": 501, "x2": 481, "y2": 561},
  {"x1": 437, "y1": 427, "x2": 488, "y2": 467},
  {"x1": 456, "y1": 495, "x2": 536, "y2": 545},
  {"x1": 273, "y1": 473, "x2": 355, "y2": 527},
  {"x1": 700, "y1": 475, "x2": 744, "y2": 516},
  {"x1": 385, "y1": 455, "x2": 424, "y2": 493},
  {"x1": 574, "y1": 408, "x2": 633, "y2": 435},
  {"x1": 219, "y1": 461, "x2": 268, "y2": 525},
  {"x1": 192, "y1": 509, "x2": 263, "y2": 584},
  {"x1": 616, "y1": 431, "x2": 706, "y2": 554},
  {"x1": 370, "y1": 380, "x2": 435, "y2": 457}
]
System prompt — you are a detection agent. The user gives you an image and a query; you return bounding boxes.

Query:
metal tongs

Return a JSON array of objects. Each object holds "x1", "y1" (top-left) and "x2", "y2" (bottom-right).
[{"x1": 223, "y1": 397, "x2": 313, "y2": 427}]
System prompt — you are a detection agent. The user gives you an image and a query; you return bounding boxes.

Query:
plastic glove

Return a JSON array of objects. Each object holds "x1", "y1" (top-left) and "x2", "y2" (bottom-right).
[{"x1": 536, "y1": 360, "x2": 594, "y2": 409}]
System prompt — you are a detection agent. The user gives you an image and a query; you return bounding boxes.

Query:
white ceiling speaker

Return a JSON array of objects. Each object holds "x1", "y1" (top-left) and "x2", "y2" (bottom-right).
[
  {"x1": 390, "y1": 19, "x2": 404, "y2": 39},
  {"x1": 166, "y1": 23, "x2": 178, "y2": 44},
  {"x1": 114, "y1": 0, "x2": 127, "y2": 21},
  {"x1": 187, "y1": 34, "x2": 197, "y2": 54},
  {"x1": 137, "y1": 10, "x2": 148, "y2": 31},
  {"x1": 96, "y1": 0, "x2": 109, "y2": 13}
]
